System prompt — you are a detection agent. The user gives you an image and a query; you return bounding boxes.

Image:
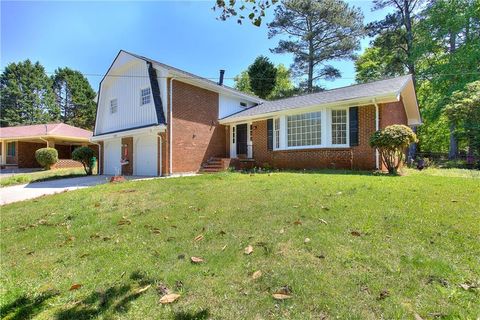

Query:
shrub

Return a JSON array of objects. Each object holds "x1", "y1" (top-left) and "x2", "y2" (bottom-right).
[
  {"x1": 72, "y1": 146, "x2": 95, "y2": 175},
  {"x1": 35, "y1": 148, "x2": 58, "y2": 170},
  {"x1": 369, "y1": 125, "x2": 417, "y2": 174}
]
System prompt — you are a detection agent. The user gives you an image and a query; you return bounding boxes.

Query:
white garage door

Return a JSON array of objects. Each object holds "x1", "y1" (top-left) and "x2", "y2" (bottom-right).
[
  {"x1": 134, "y1": 135, "x2": 158, "y2": 176},
  {"x1": 104, "y1": 139, "x2": 121, "y2": 175}
]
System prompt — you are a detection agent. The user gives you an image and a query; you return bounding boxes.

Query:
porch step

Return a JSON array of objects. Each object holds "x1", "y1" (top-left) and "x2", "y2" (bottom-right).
[{"x1": 200, "y1": 157, "x2": 231, "y2": 173}]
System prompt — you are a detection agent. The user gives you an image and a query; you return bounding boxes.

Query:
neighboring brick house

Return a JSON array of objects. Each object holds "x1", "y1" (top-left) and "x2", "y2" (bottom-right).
[
  {"x1": 92, "y1": 50, "x2": 421, "y2": 176},
  {"x1": 0, "y1": 123, "x2": 97, "y2": 169}
]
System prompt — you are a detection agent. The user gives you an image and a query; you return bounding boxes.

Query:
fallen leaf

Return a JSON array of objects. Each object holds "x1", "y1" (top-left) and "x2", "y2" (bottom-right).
[
  {"x1": 351, "y1": 231, "x2": 361, "y2": 237},
  {"x1": 191, "y1": 256, "x2": 204, "y2": 264},
  {"x1": 321, "y1": 206, "x2": 330, "y2": 211},
  {"x1": 252, "y1": 270, "x2": 262, "y2": 280},
  {"x1": 459, "y1": 282, "x2": 477, "y2": 290},
  {"x1": 159, "y1": 293, "x2": 180, "y2": 304},
  {"x1": 451, "y1": 199, "x2": 458, "y2": 203},
  {"x1": 219, "y1": 230, "x2": 226, "y2": 235},
  {"x1": 279, "y1": 228, "x2": 285, "y2": 234},
  {"x1": 272, "y1": 293, "x2": 292, "y2": 300},
  {"x1": 244, "y1": 245, "x2": 253, "y2": 255},
  {"x1": 69, "y1": 284, "x2": 82, "y2": 291},
  {"x1": 304, "y1": 238, "x2": 311, "y2": 243},
  {"x1": 118, "y1": 217, "x2": 131, "y2": 226},
  {"x1": 221, "y1": 244, "x2": 227, "y2": 251},
  {"x1": 319, "y1": 219, "x2": 328, "y2": 224},
  {"x1": 194, "y1": 234, "x2": 204, "y2": 242},
  {"x1": 293, "y1": 220, "x2": 302, "y2": 225},
  {"x1": 135, "y1": 284, "x2": 151, "y2": 294}
]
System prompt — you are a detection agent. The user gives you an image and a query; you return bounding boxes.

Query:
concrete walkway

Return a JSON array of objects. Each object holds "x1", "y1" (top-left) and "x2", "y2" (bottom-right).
[{"x1": 0, "y1": 175, "x2": 110, "y2": 205}]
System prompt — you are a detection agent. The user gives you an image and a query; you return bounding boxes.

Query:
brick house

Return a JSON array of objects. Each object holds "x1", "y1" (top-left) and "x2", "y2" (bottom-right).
[
  {"x1": 0, "y1": 123, "x2": 96, "y2": 169},
  {"x1": 92, "y1": 50, "x2": 421, "y2": 176}
]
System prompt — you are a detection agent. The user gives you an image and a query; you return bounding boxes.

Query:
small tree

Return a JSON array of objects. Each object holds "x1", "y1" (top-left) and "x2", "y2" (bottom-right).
[
  {"x1": 72, "y1": 146, "x2": 95, "y2": 175},
  {"x1": 370, "y1": 125, "x2": 417, "y2": 174},
  {"x1": 35, "y1": 148, "x2": 58, "y2": 170}
]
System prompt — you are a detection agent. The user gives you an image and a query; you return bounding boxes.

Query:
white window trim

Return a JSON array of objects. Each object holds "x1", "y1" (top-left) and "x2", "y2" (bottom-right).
[
  {"x1": 273, "y1": 106, "x2": 350, "y2": 151},
  {"x1": 273, "y1": 117, "x2": 280, "y2": 150},
  {"x1": 329, "y1": 107, "x2": 350, "y2": 148},
  {"x1": 140, "y1": 87, "x2": 152, "y2": 106}
]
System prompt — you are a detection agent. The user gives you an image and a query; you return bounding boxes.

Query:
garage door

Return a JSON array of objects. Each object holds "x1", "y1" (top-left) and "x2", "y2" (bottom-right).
[
  {"x1": 104, "y1": 139, "x2": 121, "y2": 175},
  {"x1": 134, "y1": 135, "x2": 158, "y2": 176}
]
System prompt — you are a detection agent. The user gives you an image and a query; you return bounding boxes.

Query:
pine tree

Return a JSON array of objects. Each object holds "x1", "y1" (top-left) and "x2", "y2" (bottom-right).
[{"x1": 0, "y1": 60, "x2": 58, "y2": 127}]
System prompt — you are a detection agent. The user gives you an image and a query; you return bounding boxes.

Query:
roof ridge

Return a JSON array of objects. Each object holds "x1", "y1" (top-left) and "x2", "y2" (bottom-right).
[{"x1": 120, "y1": 50, "x2": 263, "y2": 102}]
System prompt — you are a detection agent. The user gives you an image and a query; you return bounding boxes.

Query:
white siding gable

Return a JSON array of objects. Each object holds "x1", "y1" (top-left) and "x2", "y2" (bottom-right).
[
  {"x1": 219, "y1": 94, "x2": 255, "y2": 119},
  {"x1": 95, "y1": 53, "x2": 159, "y2": 135}
]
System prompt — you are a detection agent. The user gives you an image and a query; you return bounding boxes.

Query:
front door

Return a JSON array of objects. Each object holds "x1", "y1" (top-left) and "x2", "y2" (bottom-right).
[{"x1": 236, "y1": 124, "x2": 248, "y2": 157}]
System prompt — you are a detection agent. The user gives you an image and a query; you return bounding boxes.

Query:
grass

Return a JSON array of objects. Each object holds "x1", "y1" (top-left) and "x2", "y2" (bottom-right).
[
  {"x1": 0, "y1": 168, "x2": 86, "y2": 187},
  {"x1": 1, "y1": 170, "x2": 479, "y2": 319}
]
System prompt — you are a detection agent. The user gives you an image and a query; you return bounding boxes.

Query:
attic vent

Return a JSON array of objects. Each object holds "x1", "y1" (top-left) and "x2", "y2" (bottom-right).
[{"x1": 240, "y1": 102, "x2": 247, "y2": 107}]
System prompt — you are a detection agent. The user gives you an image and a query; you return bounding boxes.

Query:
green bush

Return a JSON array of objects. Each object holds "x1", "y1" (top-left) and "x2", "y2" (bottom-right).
[
  {"x1": 370, "y1": 125, "x2": 417, "y2": 174},
  {"x1": 72, "y1": 146, "x2": 95, "y2": 175},
  {"x1": 35, "y1": 148, "x2": 58, "y2": 170}
]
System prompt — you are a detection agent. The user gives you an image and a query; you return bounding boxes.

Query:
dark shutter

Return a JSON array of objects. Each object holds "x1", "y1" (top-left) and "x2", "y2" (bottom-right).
[
  {"x1": 267, "y1": 119, "x2": 273, "y2": 151},
  {"x1": 349, "y1": 107, "x2": 359, "y2": 147}
]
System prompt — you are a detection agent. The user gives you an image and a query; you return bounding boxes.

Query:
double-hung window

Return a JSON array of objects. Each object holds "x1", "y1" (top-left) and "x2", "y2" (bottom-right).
[
  {"x1": 110, "y1": 99, "x2": 118, "y2": 114},
  {"x1": 331, "y1": 109, "x2": 347, "y2": 145},
  {"x1": 287, "y1": 111, "x2": 322, "y2": 147},
  {"x1": 140, "y1": 88, "x2": 151, "y2": 105},
  {"x1": 274, "y1": 118, "x2": 280, "y2": 149}
]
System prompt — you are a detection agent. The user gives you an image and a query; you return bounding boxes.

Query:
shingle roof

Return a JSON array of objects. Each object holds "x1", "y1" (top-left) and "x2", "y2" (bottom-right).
[
  {"x1": 221, "y1": 75, "x2": 412, "y2": 121},
  {"x1": 123, "y1": 50, "x2": 263, "y2": 103},
  {"x1": 0, "y1": 123, "x2": 92, "y2": 139}
]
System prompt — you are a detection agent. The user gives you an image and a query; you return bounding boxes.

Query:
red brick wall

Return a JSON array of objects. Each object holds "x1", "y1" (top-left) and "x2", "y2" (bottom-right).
[
  {"x1": 18, "y1": 142, "x2": 45, "y2": 168},
  {"x1": 121, "y1": 137, "x2": 133, "y2": 175},
  {"x1": 379, "y1": 100, "x2": 408, "y2": 128},
  {"x1": 52, "y1": 159, "x2": 83, "y2": 169},
  {"x1": 167, "y1": 80, "x2": 227, "y2": 173},
  {"x1": 251, "y1": 105, "x2": 379, "y2": 170}
]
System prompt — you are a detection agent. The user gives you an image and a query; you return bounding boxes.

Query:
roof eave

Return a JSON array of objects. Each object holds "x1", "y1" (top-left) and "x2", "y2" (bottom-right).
[{"x1": 219, "y1": 93, "x2": 399, "y2": 124}]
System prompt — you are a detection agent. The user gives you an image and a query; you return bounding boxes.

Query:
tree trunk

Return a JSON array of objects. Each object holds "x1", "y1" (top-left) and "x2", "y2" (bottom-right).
[
  {"x1": 448, "y1": 123, "x2": 458, "y2": 159},
  {"x1": 448, "y1": 31, "x2": 458, "y2": 160},
  {"x1": 403, "y1": 0, "x2": 416, "y2": 86},
  {"x1": 307, "y1": 40, "x2": 314, "y2": 93}
]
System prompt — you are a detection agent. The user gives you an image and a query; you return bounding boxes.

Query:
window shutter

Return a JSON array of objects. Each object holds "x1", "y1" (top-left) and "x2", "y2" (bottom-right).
[
  {"x1": 267, "y1": 119, "x2": 273, "y2": 151},
  {"x1": 349, "y1": 107, "x2": 359, "y2": 147}
]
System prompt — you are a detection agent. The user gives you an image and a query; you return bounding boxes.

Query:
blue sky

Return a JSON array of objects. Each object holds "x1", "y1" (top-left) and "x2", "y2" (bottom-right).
[{"x1": 1, "y1": 1, "x2": 389, "y2": 91}]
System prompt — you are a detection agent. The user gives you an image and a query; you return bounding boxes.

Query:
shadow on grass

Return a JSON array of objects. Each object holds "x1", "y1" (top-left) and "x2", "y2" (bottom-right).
[
  {"x1": 55, "y1": 271, "x2": 156, "y2": 320},
  {"x1": 173, "y1": 309, "x2": 210, "y2": 320},
  {"x1": 0, "y1": 290, "x2": 60, "y2": 320},
  {"x1": 239, "y1": 168, "x2": 401, "y2": 177}
]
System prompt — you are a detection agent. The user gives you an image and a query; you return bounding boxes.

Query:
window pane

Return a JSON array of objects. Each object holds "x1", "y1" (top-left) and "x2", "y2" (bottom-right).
[
  {"x1": 331, "y1": 109, "x2": 347, "y2": 145},
  {"x1": 287, "y1": 112, "x2": 322, "y2": 147},
  {"x1": 141, "y1": 88, "x2": 151, "y2": 105}
]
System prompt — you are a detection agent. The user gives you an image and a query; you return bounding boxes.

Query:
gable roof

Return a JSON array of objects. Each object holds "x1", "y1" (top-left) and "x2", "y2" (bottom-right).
[
  {"x1": 122, "y1": 50, "x2": 264, "y2": 103},
  {"x1": 220, "y1": 75, "x2": 420, "y2": 125},
  {"x1": 0, "y1": 123, "x2": 92, "y2": 140}
]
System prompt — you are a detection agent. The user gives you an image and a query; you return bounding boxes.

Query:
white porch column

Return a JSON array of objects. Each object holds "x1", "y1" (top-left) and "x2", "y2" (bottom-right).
[{"x1": 1, "y1": 140, "x2": 6, "y2": 165}]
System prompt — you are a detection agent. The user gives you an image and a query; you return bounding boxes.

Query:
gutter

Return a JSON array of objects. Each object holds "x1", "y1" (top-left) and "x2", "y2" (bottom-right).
[
  {"x1": 169, "y1": 77, "x2": 175, "y2": 175},
  {"x1": 219, "y1": 93, "x2": 399, "y2": 125}
]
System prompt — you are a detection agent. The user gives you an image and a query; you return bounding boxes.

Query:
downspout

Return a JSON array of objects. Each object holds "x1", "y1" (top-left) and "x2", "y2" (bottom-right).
[
  {"x1": 169, "y1": 77, "x2": 175, "y2": 175},
  {"x1": 373, "y1": 100, "x2": 380, "y2": 170},
  {"x1": 39, "y1": 124, "x2": 49, "y2": 147}
]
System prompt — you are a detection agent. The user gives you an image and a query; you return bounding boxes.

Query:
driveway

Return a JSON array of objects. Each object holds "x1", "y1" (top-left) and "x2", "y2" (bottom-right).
[{"x1": 0, "y1": 175, "x2": 110, "y2": 205}]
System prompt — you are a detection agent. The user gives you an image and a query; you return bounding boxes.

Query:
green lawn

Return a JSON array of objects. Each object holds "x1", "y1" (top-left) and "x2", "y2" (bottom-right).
[
  {"x1": 0, "y1": 168, "x2": 86, "y2": 187},
  {"x1": 1, "y1": 170, "x2": 479, "y2": 319}
]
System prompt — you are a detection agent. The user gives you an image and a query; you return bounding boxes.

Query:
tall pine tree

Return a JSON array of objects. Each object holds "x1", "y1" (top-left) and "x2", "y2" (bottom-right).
[
  {"x1": 268, "y1": 0, "x2": 364, "y2": 93},
  {"x1": 52, "y1": 67, "x2": 97, "y2": 129}
]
